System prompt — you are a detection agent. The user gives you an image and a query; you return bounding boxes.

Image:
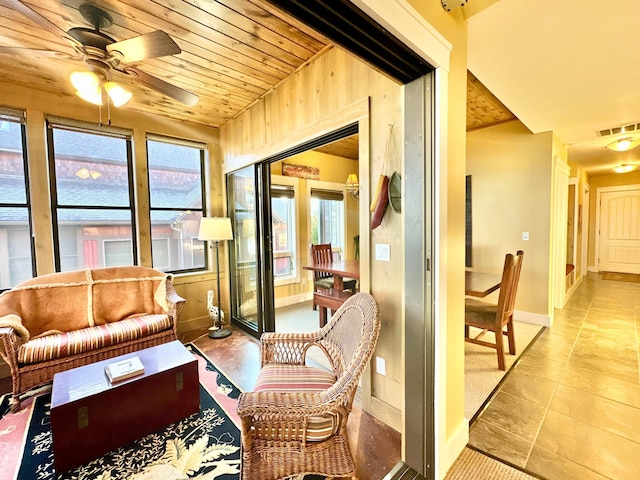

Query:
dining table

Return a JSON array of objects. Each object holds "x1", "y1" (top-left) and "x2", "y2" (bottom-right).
[
  {"x1": 465, "y1": 271, "x2": 502, "y2": 298},
  {"x1": 302, "y1": 259, "x2": 360, "y2": 290}
]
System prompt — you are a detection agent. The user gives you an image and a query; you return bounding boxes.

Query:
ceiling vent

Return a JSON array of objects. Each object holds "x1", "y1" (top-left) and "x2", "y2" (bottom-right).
[{"x1": 598, "y1": 123, "x2": 640, "y2": 137}]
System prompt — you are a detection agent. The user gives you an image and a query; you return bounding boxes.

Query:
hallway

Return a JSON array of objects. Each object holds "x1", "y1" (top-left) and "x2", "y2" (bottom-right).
[{"x1": 469, "y1": 272, "x2": 640, "y2": 480}]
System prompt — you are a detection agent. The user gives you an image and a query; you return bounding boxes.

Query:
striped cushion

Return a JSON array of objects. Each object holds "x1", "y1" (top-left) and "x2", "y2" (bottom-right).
[
  {"x1": 254, "y1": 364, "x2": 338, "y2": 441},
  {"x1": 18, "y1": 314, "x2": 171, "y2": 364}
]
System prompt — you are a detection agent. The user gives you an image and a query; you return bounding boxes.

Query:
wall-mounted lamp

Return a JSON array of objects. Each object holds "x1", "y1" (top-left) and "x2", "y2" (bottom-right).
[
  {"x1": 345, "y1": 173, "x2": 359, "y2": 200},
  {"x1": 613, "y1": 164, "x2": 638, "y2": 174},
  {"x1": 605, "y1": 137, "x2": 640, "y2": 152}
]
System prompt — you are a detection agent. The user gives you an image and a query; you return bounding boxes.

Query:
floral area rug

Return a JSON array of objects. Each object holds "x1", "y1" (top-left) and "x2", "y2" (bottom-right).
[{"x1": 0, "y1": 343, "x2": 242, "y2": 480}]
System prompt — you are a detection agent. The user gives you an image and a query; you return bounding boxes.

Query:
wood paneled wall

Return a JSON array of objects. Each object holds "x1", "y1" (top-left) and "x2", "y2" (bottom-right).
[{"x1": 220, "y1": 46, "x2": 405, "y2": 430}]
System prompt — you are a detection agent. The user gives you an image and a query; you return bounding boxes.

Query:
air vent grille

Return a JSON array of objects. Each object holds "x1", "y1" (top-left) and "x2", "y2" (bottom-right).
[{"x1": 598, "y1": 123, "x2": 640, "y2": 137}]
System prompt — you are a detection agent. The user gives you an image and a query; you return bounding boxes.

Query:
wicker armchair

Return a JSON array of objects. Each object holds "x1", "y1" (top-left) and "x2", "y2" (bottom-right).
[{"x1": 236, "y1": 292, "x2": 380, "y2": 480}]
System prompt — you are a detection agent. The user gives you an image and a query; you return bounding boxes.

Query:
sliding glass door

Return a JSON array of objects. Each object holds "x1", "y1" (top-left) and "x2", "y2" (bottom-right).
[{"x1": 227, "y1": 164, "x2": 274, "y2": 336}]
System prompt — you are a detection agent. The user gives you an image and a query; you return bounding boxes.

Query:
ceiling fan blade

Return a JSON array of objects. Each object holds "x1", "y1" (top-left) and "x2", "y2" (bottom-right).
[
  {"x1": 123, "y1": 67, "x2": 198, "y2": 106},
  {"x1": 107, "y1": 31, "x2": 180, "y2": 63},
  {"x1": 3, "y1": 0, "x2": 81, "y2": 47}
]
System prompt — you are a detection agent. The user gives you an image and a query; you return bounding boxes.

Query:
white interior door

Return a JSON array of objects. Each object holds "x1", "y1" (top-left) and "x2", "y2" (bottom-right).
[{"x1": 598, "y1": 186, "x2": 640, "y2": 273}]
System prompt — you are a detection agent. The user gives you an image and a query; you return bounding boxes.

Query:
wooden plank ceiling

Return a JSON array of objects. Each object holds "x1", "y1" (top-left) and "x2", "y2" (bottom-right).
[
  {"x1": 0, "y1": 0, "x2": 329, "y2": 128},
  {"x1": 467, "y1": 71, "x2": 516, "y2": 131},
  {"x1": 0, "y1": 1, "x2": 508, "y2": 149}
]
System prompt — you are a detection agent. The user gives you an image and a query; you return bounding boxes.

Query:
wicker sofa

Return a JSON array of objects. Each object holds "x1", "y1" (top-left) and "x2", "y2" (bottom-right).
[{"x1": 0, "y1": 266, "x2": 185, "y2": 410}]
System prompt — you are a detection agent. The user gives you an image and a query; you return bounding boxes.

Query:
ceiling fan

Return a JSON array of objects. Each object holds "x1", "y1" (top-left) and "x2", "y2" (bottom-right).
[{"x1": 1, "y1": 0, "x2": 198, "y2": 107}]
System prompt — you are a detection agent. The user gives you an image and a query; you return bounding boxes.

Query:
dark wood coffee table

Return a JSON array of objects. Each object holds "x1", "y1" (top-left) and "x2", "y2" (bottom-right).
[{"x1": 50, "y1": 340, "x2": 199, "y2": 474}]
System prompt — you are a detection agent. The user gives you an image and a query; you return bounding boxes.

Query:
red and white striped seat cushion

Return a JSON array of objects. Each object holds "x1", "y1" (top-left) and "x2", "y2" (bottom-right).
[
  {"x1": 18, "y1": 314, "x2": 171, "y2": 364},
  {"x1": 254, "y1": 364, "x2": 338, "y2": 442}
]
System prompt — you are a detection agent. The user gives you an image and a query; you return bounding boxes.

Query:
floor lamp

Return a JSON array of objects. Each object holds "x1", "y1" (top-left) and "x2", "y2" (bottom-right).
[{"x1": 198, "y1": 216, "x2": 233, "y2": 339}]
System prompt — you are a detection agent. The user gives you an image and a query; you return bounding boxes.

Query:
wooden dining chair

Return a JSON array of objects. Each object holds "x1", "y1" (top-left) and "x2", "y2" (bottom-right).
[
  {"x1": 310, "y1": 243, "x2": 357, "y2": 292},
  {"x1": 464, "y1": 250, "x2": 524, "y2": 370}
]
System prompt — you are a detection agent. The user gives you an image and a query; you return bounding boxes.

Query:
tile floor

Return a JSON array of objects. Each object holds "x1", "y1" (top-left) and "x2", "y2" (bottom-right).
[{"x1": 469, "y1": 272, "x2": 640, "y2": 480}]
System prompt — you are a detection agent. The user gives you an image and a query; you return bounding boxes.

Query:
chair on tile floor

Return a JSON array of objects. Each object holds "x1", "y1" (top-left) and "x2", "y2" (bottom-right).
[
  {"x1": 236, "y1": 292, "x2": 380, "y2": 480},
  {"x1": 465, "y1": 250, "x2": 524, "y2": 370}
]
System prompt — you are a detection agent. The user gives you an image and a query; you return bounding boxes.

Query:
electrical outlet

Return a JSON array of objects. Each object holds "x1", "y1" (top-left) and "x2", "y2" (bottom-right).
[
  {"x1": 522, "y1": 231, "x2": 529, "y2": 241},
  {"x1": 376, "y1": 356, "x2": 386, "y2": 376}
]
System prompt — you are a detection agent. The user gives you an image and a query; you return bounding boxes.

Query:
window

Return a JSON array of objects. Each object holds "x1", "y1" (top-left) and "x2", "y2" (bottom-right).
[
  {"x1": 0, "y1": 110, "x2": 35, "y2": 289},
  {"x1": 310, "y1": 187, "x2": 346, "y2": 259},
  {"x1": 271, "y1": 183, "x2": 296, "y2": 279},
  {"x1": 147, "y1": 135, "x2": 206, "y2": 273},
  {"x1": 48, "y1": 119, "x2": 136, "y2": 272}
]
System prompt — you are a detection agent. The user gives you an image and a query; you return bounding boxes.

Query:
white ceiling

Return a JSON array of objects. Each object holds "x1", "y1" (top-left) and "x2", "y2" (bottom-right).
[{"x1": 467, "y1": 0, "x2": 640, "y2": 175}]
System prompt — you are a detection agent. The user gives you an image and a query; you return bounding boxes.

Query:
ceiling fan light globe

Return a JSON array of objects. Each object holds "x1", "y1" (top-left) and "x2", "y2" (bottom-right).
[
  {"x1": 104, "y1": 81, "x2": 132, "y2": 107},
  {"x1": 75, "y1": 87, "x2": 103, "y2": 106},
  {"x1": 70, "y1": 70, "x2": 100, "y2": 91}
]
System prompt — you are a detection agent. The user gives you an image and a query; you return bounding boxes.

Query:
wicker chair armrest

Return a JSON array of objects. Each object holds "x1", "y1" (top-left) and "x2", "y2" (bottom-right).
[
  {"x1": 260, "y1": 331, "x2": 323, "y2": 366},
  {"x1": 165, "y1": 280, "x2": 186, "y2": 320},
  {"x1": 237, "y1": 390, "x2": 337, "y2": 419},
  {"x1": 0, "y1": 326, "x2": 19, "y2": 365}
]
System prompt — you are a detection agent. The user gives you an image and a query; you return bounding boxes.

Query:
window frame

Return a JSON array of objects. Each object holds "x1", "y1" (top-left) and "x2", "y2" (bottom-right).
[
  {"x1": 271, "y1": 174, "x2": 300, "y2": 286},
  {"x1": 307, "y1": 179, "x2": 348, "y2": 260},
  {"x1": 46, "y1": 118, "x2": 137, "y2": 272},
  {"x1": 146, "y1": 133, "x2": 207, "y2": 275},
  {"x1": 0, "y1": 109, "x2": 36, "y2": 291}
]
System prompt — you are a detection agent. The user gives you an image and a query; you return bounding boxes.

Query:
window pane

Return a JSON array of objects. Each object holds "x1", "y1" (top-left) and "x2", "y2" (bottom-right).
[
  {"x1": 150, "y1": 210, "x2": 204, "y2": 271},
  {"x1": 271, "y1": 192, "x2": 295, "y2": 278},
  {"x1": 147, "y1": 139, "x2": 205, "y2": 273},
  {"x1": 0, "y1": 117, "x2": 34, "y2": 289},
  {"x1": 310, "y1": 196, "x2": 345, "y2": 254},
  {"x1": 104, "y1": 239, "x2": 133, "y2": 267},
  {"x1": 148, "y1": 141, "x2": 202, "y2": 208},
  {"x1": 52, "y1": 129, "x2": 130, "y2": 207},
  {"x1": 0, "y1": 121, "x2": 26, "y2": 204},
  {"x1": 49, "y1": 124, "x2": 135, "y2": 272},
  {"x1": 6, "y1": 222, "x2": 32, "y2": 287},
  {"x1": 56, "y1": 209, "x2": 134, "y2": 271}
]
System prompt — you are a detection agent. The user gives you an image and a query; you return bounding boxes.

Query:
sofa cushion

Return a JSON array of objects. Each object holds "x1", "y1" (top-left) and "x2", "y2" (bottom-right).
[
  {"x1": 253, "y1": 364, "x2": 338, "y2": 441},
  {"x1": 18, "y1": 313, "x2": 171, "y2": 364}
]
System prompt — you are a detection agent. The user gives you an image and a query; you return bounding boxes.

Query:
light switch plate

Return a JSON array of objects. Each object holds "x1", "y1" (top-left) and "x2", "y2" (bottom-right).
[
  {"x1": 375, "y1": 243, "x2": 390, "y2": 261},
  {"x1": 376, "y1": 356, "x2": 386, "y2": 376}
]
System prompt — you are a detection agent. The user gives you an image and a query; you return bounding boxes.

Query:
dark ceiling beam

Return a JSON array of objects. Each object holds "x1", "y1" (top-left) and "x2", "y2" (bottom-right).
[{"x1": 266, "y1": 0, "x2": 434, "y2": 84}]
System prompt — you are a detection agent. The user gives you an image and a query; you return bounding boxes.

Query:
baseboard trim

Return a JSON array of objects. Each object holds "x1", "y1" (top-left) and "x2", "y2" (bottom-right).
[
  {"x1": 440, "y1": 418, "x2": 469, "y2": 480},
  {"x1": 564, "y1": 274, "x2": 583, "y2": 302},
  {"x1": 178, "y1": 315, "x2": 212, "y2": 334},
  {"x1": 274, "y1": 293, "x2": 311, "y2": 309},
  {"x1": 370, "y1": 396, "x2": 402, "y2": 432},
  {"x1": 514, "y1": 310, "x2": 550, "y2": 327}
]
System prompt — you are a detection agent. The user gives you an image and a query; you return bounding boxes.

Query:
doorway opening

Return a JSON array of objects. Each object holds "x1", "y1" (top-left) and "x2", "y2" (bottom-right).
[{"x1": 227, "y1": 124, "x2": 359, "y2": 341}]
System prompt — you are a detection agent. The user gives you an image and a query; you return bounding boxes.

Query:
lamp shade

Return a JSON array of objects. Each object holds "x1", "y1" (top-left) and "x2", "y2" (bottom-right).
[
  {"x1": 198, "y1": 217, "x2": 233, "y2": 241},
  {"x1": 345, "y1": 173, "x2": 359, "y2": 189}
]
